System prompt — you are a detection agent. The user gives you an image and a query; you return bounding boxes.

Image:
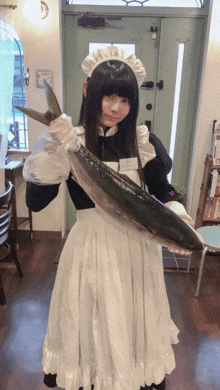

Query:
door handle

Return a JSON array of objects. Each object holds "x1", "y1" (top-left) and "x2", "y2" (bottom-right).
[
  {"x1": 141, "y1": 81, "x2": 154, "y2": 89},
  {"x1": 145, "y1": 120, "x2": 151, "y2": 132},
  {"x1": 156, "y1": 80, "x2": 164, "y2": 90}
]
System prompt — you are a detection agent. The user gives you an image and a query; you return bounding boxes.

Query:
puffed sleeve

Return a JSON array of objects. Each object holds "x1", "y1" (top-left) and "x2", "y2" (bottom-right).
[
  {"x1": 23, "y1": 115, "x2": 80, "y2": 185},
  {"x1": 137, "y1": 126, "x2": 194, "y2": 225},
  {"x1": 137, "y1": 126, "x2": 185, "y2": 205},
  {"x1": 136, "y1": 125, "x2": 156, "y2": 167}
]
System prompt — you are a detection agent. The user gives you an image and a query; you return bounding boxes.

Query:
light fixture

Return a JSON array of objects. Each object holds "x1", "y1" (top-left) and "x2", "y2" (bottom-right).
[
  {"x1": 0, "y1": 5, "x2": 17, "y2": 9},
  {"x1": 41, "y1": 1, "x2": 49, "y2": 19}
]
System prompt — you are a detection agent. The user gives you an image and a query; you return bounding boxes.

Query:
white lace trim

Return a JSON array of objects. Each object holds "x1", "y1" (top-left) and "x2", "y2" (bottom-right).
[
  {"x1": 42, "y1": 327, "x2": 178, "y2": 390},
  {"x1": 81, "y1": 46, "x2": 146, "y2": 88}
]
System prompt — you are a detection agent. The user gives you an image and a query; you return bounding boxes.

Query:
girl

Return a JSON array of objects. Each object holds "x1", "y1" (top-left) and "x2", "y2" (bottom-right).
[{"x1": 24, "y1": 46, "x2": 194, "y2": 390}]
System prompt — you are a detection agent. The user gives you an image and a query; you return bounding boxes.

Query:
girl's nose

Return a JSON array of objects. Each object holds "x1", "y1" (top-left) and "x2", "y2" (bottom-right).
[{"x1": 111, "y1": 102, "x2": 119, "y2": 112}]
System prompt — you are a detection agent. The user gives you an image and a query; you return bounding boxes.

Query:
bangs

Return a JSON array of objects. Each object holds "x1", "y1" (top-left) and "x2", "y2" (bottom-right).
[
  {"x1": 92, "y1": 60, "x2": 138, "y2": 105},
  {"x1": 102, "y1": 75, "x2": 136, "y2": 103}
]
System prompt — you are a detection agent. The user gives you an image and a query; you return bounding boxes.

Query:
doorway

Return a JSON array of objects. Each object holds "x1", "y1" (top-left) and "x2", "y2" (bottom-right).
[{"x1": 62, "y1": 9, "x2": 206, "y2": 229}]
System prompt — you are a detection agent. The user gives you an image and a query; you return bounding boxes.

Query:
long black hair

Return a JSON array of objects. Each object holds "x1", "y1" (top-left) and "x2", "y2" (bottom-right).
[{"x1": 78, "y1": 60, "x2": 144, "y2": 185}]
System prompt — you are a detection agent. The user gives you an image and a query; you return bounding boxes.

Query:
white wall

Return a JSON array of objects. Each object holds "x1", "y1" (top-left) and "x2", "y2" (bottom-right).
[
  {"x1": 0, "y1": 0, "x2": 63, "y2": 232},
  {"x1": 188, "y1": 0, "x2": 220, "y2": 220}
]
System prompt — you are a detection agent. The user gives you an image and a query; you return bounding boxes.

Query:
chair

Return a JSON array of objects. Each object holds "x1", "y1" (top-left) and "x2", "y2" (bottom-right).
[
  {"x1": 0, "y1": 180, "x2": 23, "y2": 305},
  {"x1": 187, "y1": 226, "x2": 220, "y2": 298}
]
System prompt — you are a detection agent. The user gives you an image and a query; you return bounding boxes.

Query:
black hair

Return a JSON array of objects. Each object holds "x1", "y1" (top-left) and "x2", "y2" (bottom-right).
[{"x1": 78, "y1": 60, "x2": 144, "y2": 185}]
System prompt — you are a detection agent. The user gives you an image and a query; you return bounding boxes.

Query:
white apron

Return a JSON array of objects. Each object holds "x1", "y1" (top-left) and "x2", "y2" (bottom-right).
[{"x1": 42, "y1": 162, "x2": 179, "y2": 390}]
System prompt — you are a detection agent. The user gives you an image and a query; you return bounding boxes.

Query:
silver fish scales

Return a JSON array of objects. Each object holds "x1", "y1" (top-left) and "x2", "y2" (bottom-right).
[{"x1": 15, "y1": 80, "x2": 203, "y2": 252}]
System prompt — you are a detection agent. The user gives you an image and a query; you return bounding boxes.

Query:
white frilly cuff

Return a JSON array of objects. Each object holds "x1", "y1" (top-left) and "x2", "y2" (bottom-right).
[{"x1": 136, "y1": 125, "x2": 156, "y2": 168}]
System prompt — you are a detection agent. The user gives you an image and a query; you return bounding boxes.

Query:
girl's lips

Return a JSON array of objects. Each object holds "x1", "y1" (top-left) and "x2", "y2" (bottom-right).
[{"x1": 107, "y1": 115, "x2": 119, "y2": 120}]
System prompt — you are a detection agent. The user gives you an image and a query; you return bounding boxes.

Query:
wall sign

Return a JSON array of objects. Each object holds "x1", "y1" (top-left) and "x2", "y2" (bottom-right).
[{"x1": 36, "y1": 70, "x2": 54, "y2": 88}]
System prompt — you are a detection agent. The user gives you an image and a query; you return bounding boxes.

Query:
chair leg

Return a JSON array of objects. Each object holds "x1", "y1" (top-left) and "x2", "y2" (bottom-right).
[
  {"x1": 0, "y1": 272, "x2": 6, "y2": 305},
  {"x1": 8, "y1": 232, "x2": 23, "y2": 278},
  {"x1": 195, "y1": 246, "x2": 209, "y2": 298},
  {"x1": 187, "y1": 253, "x2": 192, "y2": 273}
]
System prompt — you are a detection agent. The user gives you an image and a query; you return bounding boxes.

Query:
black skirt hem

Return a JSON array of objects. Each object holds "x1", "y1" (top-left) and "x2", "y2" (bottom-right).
[{"x1": 43, "y1": 373, "x2": 166, "y2": 390}]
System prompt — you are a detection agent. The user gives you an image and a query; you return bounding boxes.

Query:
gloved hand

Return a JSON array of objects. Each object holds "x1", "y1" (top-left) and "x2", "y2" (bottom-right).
[
  {"x1": 168, "y1": 213, "x2": 194, "y2": 255},
  {"x1": 49, "y1": 114, "x2": 81, "y2": 152},
  {"x1": 165, "y1": 201, "x2": 204, "y2": 255}
]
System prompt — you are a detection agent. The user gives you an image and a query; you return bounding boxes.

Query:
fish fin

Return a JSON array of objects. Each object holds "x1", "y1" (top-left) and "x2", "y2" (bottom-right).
[
  {"x1": 43, "y1": 80, "x2": 62, "y2": 118},
  {"x1": 14, "y1": 80, "x2": 62, "y2": 126},
  {"x1": 14, "y1": 106, "x2": 50, "y2": 126}
]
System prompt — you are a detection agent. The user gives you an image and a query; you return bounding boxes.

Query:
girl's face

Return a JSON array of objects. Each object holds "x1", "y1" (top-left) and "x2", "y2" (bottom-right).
[{"x1": 98, "y1": 94, "x2": 130, "y2": 130}]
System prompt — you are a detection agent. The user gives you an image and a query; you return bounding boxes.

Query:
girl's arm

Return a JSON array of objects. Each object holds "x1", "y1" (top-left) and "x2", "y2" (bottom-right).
[
  {"x1": 138, "y1": 126, "x2": 195, "y2": 254},
  {"x1": 23, "y1": 115, "x2": 80, "y2": 186},
  {"x1": 143, "y1": 156, "x2": 184, "y2": 204},
  {"x1": 137, "y1": 126, "x2": 183, "y2": 204},
  {"x1": 26, "y1": 182, "x2": 61, "y2": 212}
]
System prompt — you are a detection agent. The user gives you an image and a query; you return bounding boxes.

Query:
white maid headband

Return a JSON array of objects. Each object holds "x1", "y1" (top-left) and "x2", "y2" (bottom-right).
[{"x1": 81, "y1": 45, "x2": 146, "y2": 88}]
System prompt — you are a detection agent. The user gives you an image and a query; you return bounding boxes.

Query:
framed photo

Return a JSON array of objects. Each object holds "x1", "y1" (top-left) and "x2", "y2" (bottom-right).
[{"x1": 36, "y1": 70, "x2": 54, "y2": 88}]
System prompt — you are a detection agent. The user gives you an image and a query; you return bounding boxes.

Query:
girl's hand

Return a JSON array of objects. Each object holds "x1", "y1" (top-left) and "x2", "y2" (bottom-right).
[
  {"x1": 167, "y1": 213, "x2": 195, "y2": 256},
  {"x1": 49, "y1": 114, "x2": 81, "y2": 152}
]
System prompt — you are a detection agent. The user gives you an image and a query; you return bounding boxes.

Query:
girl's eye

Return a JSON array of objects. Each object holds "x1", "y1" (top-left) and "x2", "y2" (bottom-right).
[{"x1": 122, "y1": 98, "x2": 130, "y2": 104}]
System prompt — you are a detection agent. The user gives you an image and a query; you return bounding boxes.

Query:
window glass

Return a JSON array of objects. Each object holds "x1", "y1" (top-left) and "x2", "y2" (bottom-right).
[
  {"x1": 67, "y1": 0, "x2": 204, "y2": 7},
  {"x1": 89, "y1": 42, "x2": 135, "y2": 54},
  {"x1": 0, "y1": 19, "x2": 28, "y2": 152}
]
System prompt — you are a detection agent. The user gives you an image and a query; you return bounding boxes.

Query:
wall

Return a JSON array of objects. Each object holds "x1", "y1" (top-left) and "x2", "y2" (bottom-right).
[
  {"x1": 188, "y1": 0, "x2": 220, "y2": 220},
  {"x1": 0, "y1": 0, "x2": 63, "y2": 233}
]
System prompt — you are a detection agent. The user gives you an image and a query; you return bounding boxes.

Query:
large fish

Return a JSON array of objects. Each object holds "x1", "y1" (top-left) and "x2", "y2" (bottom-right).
[{"x1": 15, "y1": 81, "x2": 203, "y2": 252}]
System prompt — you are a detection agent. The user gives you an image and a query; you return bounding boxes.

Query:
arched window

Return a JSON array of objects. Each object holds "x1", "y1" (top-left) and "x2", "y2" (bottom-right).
[
  {"x1": 0, "y1": 18, "x2": 27, "y2": 156},
  {"x1": 67, "y1": 0, "x2": 205, "y2": 7}
]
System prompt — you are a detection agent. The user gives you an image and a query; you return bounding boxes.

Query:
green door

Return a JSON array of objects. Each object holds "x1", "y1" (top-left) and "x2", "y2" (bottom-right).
[
  {"x1": 62, "y1": 11, "x2": 206, "y2": 230},
  {"x1": 63, "y1": 14, "x2": 162, "y2": 229},
  {"x1": 154, "y1": 17, "x2": 205, "y2": 189}
]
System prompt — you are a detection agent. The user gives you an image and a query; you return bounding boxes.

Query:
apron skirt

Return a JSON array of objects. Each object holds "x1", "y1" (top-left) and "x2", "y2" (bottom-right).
[{"x1": 42, "y1": 207, "x2": 179, "y2": 390}]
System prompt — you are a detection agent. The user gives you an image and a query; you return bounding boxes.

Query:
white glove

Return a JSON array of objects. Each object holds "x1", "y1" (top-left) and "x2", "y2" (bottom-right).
[
  {"x1": 23, "y1": 114, "x2": 81, "y2": 185},
  {"x1": 165, "y1": 201, "x2": 200, "y2": 255},
  {"x1": 49, "y1": 114, "x2": 81, "y2": 153}
]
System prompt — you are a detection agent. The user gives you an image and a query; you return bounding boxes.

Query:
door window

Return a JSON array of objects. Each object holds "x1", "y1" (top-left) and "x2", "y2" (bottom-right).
[
  {"x1": 89, "y1": 42, "x2": 135, "y2": 54},
  {"x1": 67, "y1": 0, "x2": 204, "y2": 7},
  {"x1": 168, "y1": 42, "x2": 185, "y2": 183}
]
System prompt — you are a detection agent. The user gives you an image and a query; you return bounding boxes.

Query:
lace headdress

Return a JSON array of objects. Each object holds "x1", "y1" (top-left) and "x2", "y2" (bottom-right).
[{"x1": 81, "y1": 46, "x2": 146, "y2": 88}]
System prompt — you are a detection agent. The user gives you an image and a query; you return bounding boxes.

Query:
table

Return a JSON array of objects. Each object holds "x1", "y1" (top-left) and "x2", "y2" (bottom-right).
[{"x1": 5, "y1": 161, "x2": 33, "y2": 240}]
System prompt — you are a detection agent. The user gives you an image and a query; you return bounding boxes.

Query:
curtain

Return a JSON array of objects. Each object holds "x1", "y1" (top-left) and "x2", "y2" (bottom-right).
[{"x1": 0, "y1": 18, "x2": 14, "y2": 194}]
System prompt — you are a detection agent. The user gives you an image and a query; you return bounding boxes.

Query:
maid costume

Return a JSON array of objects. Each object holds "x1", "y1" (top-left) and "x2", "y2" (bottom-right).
[
  {"x1": 24, "y1": 47, "x2": 192, "y2": 390},
  {"x1": 25, "y1": 123, "x2": 190, "y2": 390}
]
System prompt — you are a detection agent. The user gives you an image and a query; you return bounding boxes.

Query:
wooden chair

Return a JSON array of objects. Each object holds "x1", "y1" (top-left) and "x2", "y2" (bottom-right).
[{"x1": 0, "y1": 180, "x2": 23, "y2": 305}]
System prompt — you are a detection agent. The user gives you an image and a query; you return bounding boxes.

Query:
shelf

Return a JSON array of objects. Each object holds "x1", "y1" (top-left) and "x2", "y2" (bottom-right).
[
  {"x1": 195, "y1": 154, "x2": 220, "y2": 229},
  {"x1": 203, "y1": 218, "x2": 220, "y2": 222}
]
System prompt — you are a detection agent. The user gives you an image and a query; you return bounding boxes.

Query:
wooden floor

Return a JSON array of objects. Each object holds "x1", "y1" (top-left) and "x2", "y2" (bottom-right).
[{"x1": 0, "y1": 236, "x2": 220, "y2": 390}]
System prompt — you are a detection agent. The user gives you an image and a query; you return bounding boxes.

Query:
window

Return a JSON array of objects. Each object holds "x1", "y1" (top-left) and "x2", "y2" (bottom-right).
[
  {"x1": 67, "y1": 0, "x2": 204, "y2": 7},
  {"x1": 0, "y1": 20, "x2": 28, "y2": 152},
  {"x1": 89, "y1": 42, "x2": 135, "y2": 54}
]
